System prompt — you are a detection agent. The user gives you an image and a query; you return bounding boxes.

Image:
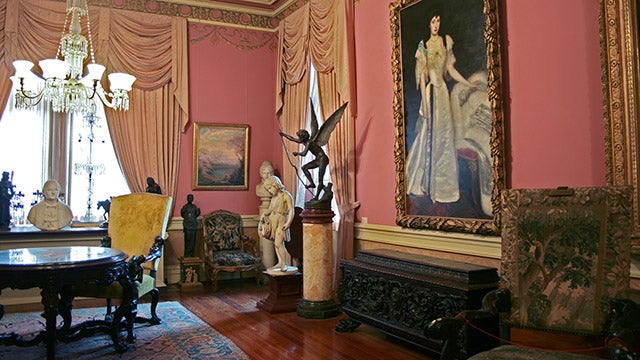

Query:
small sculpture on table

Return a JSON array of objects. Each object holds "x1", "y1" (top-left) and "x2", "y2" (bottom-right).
[
  {"x1": 97, "y1": 198, "x2": 111, "y2": 228},
  {"x1": 279, "y1": 101, "x2": 348, "y2": 205},
  {"x1": 0, "y1": 171, "x2": 15, "y2": 229},
  {"x1": 146, "y1": 177, "x2": 162, "y2": 194},
  {"x1": 258, "y1": 175, "x2": 297, "y2": 274},
  {"x1": 181, "y1": 194, "x2": 201, "y2": 258},
  {"x1": 27, "y1": 179, "x2": 73, "y2": 231}
]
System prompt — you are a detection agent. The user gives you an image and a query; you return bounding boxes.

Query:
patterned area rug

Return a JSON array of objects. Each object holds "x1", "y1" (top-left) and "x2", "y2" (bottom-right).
[{"x1": 0, "y1": 301, "x2": 250, "y2": 359}]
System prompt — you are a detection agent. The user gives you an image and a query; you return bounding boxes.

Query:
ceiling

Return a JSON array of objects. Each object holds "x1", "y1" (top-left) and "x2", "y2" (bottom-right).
[
  {"x1": 96, "y1": 0, "x2": 301, "y2": 30},
  {"x1": 165, "y1": 0, "x2": 294, "y2": 14}
]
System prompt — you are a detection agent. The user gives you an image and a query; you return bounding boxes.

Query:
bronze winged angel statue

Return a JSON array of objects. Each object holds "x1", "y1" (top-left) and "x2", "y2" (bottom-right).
[{"x1": 280, "y1": 101, "x2": 349, "y2": 202}]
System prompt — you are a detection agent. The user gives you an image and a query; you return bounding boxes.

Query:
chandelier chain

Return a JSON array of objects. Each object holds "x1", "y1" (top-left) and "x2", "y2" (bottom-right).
[
  {"x1": 86, "y1": 12, "x2": 95, "y2": 64},
  {"x1": 56, "y1": 12, "x2": 72, "y2": 60}
]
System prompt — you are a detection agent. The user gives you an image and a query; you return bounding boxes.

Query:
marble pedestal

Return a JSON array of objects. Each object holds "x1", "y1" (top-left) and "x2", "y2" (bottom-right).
[
  {"x1": 178, "y1": 256, "x2": 203, "y2": 290},
  {"x1": 256, "y1": 269, "x2": 302, "y2": 313},
  {"x1": 296, "y1": 204, "x2": 340, "y2": 319}
]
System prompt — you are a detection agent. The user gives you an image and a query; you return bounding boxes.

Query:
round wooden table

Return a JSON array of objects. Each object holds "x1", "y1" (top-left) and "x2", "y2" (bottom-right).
[{"x1": 0, "y1": 246, "x2": 134, "y2": 360}]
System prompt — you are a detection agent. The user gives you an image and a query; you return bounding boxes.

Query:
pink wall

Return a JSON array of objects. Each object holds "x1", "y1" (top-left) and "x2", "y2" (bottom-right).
[
  {"x1": 354, "y1": 0, "x2": 607, "y2": 226},
  {"x1": 174, "y1": 25, "x2": 281, "y2": 216},
  {"x1": 175, "y1": 0, "x2": 607, "y2": 225}
]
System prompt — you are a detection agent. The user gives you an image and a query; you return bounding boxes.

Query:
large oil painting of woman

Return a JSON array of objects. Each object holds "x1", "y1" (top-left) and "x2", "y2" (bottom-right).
[{"x1": 391, "y1": 0, "x2": 505, "y2": 235}]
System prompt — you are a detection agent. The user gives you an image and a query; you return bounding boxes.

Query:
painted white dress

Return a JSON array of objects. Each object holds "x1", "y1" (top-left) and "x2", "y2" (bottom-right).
[{"x1": 406, "y1": 35, "x2": 460, "y2": 203}]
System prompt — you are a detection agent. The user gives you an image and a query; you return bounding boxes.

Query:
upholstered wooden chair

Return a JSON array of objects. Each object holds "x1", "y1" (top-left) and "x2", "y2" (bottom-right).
[
  {"x1": 71, "y1": 192, "x2": 173, "y2": 339},
  {"x1": 427, "y1": 186, "x2": 639, "y2": 360},
  {"x1": 201, "y1": 209, "x2": 261, "y2": 290}
]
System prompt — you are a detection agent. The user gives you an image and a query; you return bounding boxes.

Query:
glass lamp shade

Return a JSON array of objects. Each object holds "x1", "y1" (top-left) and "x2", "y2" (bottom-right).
[
  {"x1": 108, "y1": 73, "x2": 136, "y2": 91},
  {"x1": 85, "y1": 63, "x2": 106, "y2": 81},
  {"x1": 13, "y1": 60, "x2": 35, "y2": 78},
  {"x1": 39, "y1": 59, "x2": 69, "y2": 80}
]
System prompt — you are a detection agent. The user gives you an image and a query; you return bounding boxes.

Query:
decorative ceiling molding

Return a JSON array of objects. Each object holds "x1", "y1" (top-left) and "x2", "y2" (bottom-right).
[
  {"x1": 189, "y1": 23, "x2": 278, "y2": 51},
  {"x1": 86, "y1": 0, "x2": 306, "y2": 31}
]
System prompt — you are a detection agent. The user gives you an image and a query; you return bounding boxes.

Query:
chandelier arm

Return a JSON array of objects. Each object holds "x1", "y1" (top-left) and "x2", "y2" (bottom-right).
[
  {"x1": 93, "y1": 87, "x2": 117, "y2": 109},
  {"x1": 15, "y1": 78, "x2": 45, "y2": 101}
]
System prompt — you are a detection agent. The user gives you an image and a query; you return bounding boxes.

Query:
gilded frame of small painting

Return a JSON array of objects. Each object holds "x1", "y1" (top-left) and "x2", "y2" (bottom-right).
[
  {"x1": 391, "y1": 0, "x2": 506, "y2": 235},
  {"x1": 192, "y1": 123, "x2": 250, "y2": 190}
]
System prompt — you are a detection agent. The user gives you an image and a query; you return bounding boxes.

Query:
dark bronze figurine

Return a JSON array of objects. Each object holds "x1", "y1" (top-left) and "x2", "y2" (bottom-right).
[
  {"x1": 0, "y1": 171, "x2": 14, "y2": 228},
  {"x1": 146, "y1": 177, "x2": 162, "y2": 194},
  {"x1": 280, "y1": 101, "x2": 348, "y2": 201},
  {"x1": 181, "y1": 194, "x2": 200, "y2": 258}
]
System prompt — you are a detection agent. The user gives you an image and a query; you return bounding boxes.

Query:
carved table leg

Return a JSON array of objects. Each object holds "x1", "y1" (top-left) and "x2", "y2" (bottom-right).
[
  {"x1": 41, "y1": 280, "x2": 59, "y2": 360},
  {"x1": 57, "y1": 284, "x2": 74, "y2": 332},
  {"x1": 335, "y1": 318, "x2": 361, "y2": 332}
]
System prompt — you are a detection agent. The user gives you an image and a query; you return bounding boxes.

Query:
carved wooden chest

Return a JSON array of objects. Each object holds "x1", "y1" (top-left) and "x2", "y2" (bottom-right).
[{"x1": 336, "y1": 249, "x2": 499, "y2": 358}]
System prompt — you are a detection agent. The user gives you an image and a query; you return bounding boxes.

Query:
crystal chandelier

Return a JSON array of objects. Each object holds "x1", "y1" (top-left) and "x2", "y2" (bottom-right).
[{"x1": 10, "y1": 0, "x2": 135, "y2": 115}]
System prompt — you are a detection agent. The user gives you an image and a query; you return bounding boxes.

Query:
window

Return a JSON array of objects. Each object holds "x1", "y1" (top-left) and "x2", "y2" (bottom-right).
[
  {"x1": 295, "y1": 62, "x2": 340, "y2": 225},
  {"x1": 0, "y1": 85, "x2": 130, "y2": 225}
]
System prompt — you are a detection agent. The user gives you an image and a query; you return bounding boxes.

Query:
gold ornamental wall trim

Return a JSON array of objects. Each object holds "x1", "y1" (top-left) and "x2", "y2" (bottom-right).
[{"x1": 599, "y1": 0, "x2": 640, "y2": 254}]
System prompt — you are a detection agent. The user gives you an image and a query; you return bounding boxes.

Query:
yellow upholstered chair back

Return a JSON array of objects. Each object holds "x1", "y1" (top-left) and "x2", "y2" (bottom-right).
[{"x1": 108, "y1": 193, "x2": 173, "y2": 272}]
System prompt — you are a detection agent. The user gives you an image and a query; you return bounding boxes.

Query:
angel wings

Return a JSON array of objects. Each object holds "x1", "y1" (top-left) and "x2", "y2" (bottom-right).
[{"x1": 280, "y1": 101, "x2": 349, "y2": 202}]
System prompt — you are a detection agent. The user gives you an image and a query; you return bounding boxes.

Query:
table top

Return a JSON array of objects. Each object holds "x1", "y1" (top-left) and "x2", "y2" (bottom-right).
[{"x1": 0, "y1": 246, "x2": 127, "y2": 270}]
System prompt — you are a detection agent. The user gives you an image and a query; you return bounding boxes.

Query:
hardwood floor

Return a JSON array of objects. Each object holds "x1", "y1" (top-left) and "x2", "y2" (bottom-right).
[
  {"x1": 166, "y1": 281, "x2": 434, "y2": 360},
  {"x1": 5, "y1": 280, "x2": 636, "y2": 359},
  {"x1": 3, "y1": 280, "x2": 434, "y2": 360}
]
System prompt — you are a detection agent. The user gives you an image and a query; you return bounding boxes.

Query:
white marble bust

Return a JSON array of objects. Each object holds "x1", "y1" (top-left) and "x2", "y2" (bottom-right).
[{"x1": 27, "y1": 179, "x2": 73, "y2": 231}]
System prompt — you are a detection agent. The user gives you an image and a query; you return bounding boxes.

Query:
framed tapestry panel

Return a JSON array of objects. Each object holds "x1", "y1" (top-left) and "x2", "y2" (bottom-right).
[
  {"x1": 391, "y1": 0, "x2": 506, "y2": 235},
  {"x1": 192, "y1": 123, "x2": 250, "y2": 190},
  {"x1": 500, "y1": 186, "x2": 632, "y2": 333}
]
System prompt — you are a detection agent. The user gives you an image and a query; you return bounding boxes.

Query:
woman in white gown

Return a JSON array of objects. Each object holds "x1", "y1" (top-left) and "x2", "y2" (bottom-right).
[{"x1": 406, "y1": 9, "x2": 478, "y2": 204}]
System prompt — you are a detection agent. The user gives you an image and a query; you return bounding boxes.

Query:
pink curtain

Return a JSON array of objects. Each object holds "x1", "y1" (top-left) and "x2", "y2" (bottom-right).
[
  {"x1": 0, "y1": 0, "x2": 189, "y2": 200},
  {"x1": 276, "y1": 0, "x2": 357, "y2": 288}
]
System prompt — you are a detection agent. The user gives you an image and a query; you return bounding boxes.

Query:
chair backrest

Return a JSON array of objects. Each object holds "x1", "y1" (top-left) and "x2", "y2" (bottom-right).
[
  {"x1": 108, "y1": 193, "x2": 173, "y2": 270},
  {"x1": 202, "y1": 209, "x2": 244, "y2": 252},
  {"x1": 500, "y1": 186, "x2": 632, "y2": 335}
]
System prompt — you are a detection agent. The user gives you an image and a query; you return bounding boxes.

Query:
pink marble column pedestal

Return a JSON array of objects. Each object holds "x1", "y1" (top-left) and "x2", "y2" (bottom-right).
[{"x1": 297, "y1": 205, "x2": 340, "y2": 319}]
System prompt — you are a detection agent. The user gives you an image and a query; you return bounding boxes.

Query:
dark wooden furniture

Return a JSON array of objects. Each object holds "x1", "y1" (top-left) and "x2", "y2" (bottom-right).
[
  {"x1": 0, "y1": 246, "x2": 136, "y2": 360},
  {"x1": 336, "y1": 249, "x2": 499, "y2": 358},
  {"x1": 71, "y1": 193, "x2": 173, "y2": 338},
  {"x1": 257, "y1": 271, "x2": 303, "y2": 313},
  {"x1": 201, "y1": 209, "x2": 261, "y2": 290}
]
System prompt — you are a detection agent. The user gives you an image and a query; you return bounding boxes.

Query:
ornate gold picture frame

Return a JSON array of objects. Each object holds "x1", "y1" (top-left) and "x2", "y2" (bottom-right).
[
  {"x1": 192, "y1": 123, "x2": 250, "y2": 190},
  {"x1": 599, "y1": 0, "x2": 640, "y2": 254},
  {"x1": 391, "y1": 0, "x2": 505, "y2": 235}
]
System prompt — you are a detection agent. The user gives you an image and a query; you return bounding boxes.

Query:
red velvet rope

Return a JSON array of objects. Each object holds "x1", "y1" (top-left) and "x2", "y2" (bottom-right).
[{"x1": 463, "y1": 318, "x2": 623, "y2": 354}]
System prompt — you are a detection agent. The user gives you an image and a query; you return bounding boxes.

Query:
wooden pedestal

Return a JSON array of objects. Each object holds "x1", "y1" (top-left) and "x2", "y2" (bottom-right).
[
  {"x1": 178, "y1": 257, "x2": 203, "y2": 291},
  {"x1": 257, "y1": 271, "x2": 302, "y2": 313}
]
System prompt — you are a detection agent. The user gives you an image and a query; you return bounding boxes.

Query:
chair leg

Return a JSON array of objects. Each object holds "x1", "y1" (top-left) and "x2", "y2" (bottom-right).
[
  {"x1": 148, "y1": 288, "x2": 161, "y2": 324},
  {"x1": 212, "y1": 270, "x2": 219, "y2": 291},
  {"x1": 105, "y1": 298, "x2": 114, "y2": 322}
]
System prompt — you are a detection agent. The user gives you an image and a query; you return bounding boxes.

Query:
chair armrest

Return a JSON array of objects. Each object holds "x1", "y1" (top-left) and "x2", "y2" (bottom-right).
[
  {"x1": 142, "y1": 234, "x2": 167, "y2": 264},
  {"x1": 607, "y1": 298, "x2": 639, "y2": 360},
  {"x1": 241, "y1": 234, "x2": 258, "y2": 256},
  {"x1": 100, "y1": 233, "x2": 166, "y2": 265},
  {"x1": 125, "y1": 234, "x2": 167, "y2": 283}
]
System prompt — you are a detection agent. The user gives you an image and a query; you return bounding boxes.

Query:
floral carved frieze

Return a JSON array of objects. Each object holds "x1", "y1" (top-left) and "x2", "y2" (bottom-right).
[{"x1": 189, "y1": 23, "x2": 277, "y2": 51}]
